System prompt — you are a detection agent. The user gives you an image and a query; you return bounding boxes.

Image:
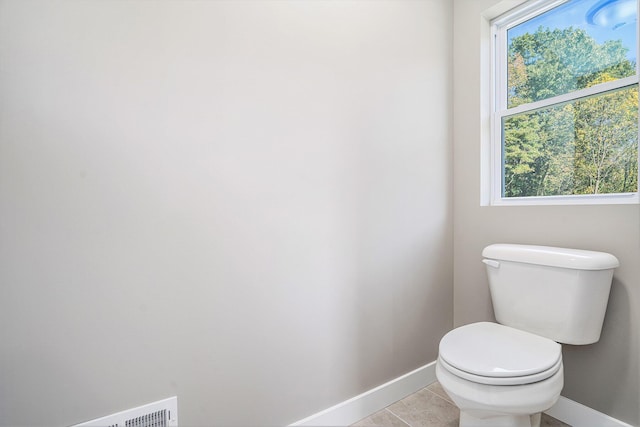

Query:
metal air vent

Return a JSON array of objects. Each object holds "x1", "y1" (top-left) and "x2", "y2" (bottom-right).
[{"x1": 72, "y1": 397, "x2": 177, "y2": 427}]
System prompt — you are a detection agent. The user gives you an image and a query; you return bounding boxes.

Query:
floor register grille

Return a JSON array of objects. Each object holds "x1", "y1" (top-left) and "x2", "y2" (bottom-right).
[{"x1": 71, "y1": 397, "x2": 178, "y2": 427}]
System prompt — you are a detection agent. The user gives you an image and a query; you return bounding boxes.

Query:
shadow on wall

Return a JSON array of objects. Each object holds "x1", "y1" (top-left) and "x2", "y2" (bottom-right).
[{"x1": 561, "y1": 276, "x2": 634, "y2": 419}]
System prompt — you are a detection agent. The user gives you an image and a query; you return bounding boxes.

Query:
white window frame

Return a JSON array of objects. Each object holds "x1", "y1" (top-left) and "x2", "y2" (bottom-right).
[{"x1": 489, "y1": 0, "x2": 640, "y2": 206}]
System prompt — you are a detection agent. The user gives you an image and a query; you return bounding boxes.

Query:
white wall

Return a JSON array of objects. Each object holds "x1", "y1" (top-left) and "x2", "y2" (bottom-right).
[
  {"x1": 453, "y1": 1, "x2": 640, "y2": 425},
  {"x1": 0, "y1": 1, "x2": 453, "y2": 425}
]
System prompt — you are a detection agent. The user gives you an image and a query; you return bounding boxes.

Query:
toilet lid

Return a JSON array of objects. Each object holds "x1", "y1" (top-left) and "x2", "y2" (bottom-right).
[{"x1": 439, "y1": 322, "x2": 561, "y2": 379}]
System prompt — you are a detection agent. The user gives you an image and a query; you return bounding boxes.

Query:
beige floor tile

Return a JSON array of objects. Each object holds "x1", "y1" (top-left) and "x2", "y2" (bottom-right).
[
  {"x1": 350, "y1": 382, "x2": 571, "y2": 427},
  {"x1": 425, "y1": 382, "x2": 454, "y2": 404},
  {"x1": 541, "y1": 413, "x2": 572, "y2": 427},
  {"x1": 386, "y1": 388, "x2": 459, "y2": 427},
  {"x1": 352, "y1": 409, "x2": 410, "y2": 427}
]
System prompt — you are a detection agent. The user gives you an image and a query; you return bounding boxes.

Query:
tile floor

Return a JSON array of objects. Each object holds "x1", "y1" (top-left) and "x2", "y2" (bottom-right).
[{"x1": 351, "y1": 382, "x2": 571, "y2": 427}]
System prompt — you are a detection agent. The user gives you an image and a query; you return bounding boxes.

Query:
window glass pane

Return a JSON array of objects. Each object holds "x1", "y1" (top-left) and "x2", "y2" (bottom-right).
[
  {"x1": 502, "y1": 85, "x2": 638, "y2": 197},
  {"x1": 507, "y1": 0, "x2": 637, "y2": 108}
]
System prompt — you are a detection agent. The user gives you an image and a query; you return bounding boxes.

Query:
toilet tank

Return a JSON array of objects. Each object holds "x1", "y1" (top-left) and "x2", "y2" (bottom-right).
[{"x1": 482, "y1": 244, "x2": 619, "y2": 345}]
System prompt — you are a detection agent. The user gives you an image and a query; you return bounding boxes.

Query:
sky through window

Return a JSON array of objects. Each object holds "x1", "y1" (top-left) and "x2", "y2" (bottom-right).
[{"x1": 508, "y1": 0, "x2": 637, "y2": 61}]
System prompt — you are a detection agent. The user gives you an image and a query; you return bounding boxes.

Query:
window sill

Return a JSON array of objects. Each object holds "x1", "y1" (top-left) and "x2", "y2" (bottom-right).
[{"x1": 488, "y1": 193, "x2": 639, "y2": 206}]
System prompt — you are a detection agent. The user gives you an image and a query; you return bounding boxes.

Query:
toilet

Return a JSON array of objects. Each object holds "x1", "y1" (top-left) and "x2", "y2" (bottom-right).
[{"x1": 437, "y1": 244, "x2": 619, "y2": 427}]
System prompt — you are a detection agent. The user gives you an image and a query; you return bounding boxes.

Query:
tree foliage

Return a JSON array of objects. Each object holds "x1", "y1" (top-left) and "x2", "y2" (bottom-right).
[{"x1": 503, "y1": 27, "x2": 638, "y2": 197}]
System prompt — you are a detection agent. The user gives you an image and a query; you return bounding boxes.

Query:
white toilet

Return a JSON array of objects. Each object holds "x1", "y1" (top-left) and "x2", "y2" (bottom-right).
[{"x1": 437, "y1": 244, "x2": 619, "y2": 427}]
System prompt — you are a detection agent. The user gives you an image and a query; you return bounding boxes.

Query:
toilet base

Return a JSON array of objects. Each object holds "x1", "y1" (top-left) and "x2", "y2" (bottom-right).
[
  {"x1": 436, "y1": 358, "x2": 563, "y2": 427},
  {"x1": 460, "y1": 411, "x2": 541, "y2": 427}
]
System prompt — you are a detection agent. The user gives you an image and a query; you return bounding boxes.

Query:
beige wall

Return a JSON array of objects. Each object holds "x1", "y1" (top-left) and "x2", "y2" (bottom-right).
[
  {"x1": 453, "y1": 1, "x2": 640, "y2": 425},
  {"x1": 0, "y1": 1, "x2": 453, "y2": 425}
]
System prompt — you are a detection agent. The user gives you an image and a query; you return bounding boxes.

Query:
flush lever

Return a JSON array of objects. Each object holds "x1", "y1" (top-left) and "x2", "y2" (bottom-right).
[{"x1": 482, "y1": 259, "x2": 500, "y2": 268}]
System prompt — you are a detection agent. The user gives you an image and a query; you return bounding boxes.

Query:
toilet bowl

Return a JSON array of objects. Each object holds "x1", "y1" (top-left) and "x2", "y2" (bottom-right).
[
  {"x1": 436, "y1": 322, "x2": 563, "y2": 427},
  {"x1": 437, "y1": 244, "x2": 619, "y2": 427}
]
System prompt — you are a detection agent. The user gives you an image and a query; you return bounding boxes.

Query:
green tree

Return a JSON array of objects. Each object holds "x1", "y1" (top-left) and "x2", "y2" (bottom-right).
[
  {"x1": 573, "y1": 78, "x2": 638, "y2": 194},
  {"x1": 509, "y1": 27, "x2": 632, "y2": 103},
  {"x1": 503, "y1": 26, "x2": 638, "y2": 197}
]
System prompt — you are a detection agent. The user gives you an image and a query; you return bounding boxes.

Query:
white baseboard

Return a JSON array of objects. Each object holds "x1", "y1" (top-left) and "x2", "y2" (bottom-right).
[
  {"x1": 289, "y1": 361, "x2": 437, "y2": 426},
  {"x1": 289, "y1": 359, "x2": 635, "y2": 427},
  {"x1": 546, "y1": 396, "x2": 635, "y2": 427}
]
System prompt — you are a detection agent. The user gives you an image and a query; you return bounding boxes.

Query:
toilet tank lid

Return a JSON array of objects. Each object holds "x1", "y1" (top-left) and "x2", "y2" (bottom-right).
[{"x1": 483, "y1": 244, "x2": 619, "y2": 270}]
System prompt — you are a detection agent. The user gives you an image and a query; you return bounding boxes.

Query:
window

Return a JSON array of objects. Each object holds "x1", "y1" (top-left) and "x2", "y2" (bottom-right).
[{"x1": 490, "y1": 0, "x2": 639, "y2": 205}]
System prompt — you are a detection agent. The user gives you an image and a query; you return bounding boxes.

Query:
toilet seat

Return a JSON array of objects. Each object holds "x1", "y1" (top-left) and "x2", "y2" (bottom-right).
[
  {"x1": 439, "y1": 322, "x2": 562, "y2": 386},
  {"x1": 438, "y1": 355, "x2": 562, "y2": 385}
]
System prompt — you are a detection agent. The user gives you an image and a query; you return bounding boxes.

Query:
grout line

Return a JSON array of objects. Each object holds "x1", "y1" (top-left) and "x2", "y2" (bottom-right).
[
  {"x1": 384, "y1": 408, "x2": 412, "y2": 427},
  {"x1": 424, "y1": 385, "x2": 455, "y2": 405}
]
